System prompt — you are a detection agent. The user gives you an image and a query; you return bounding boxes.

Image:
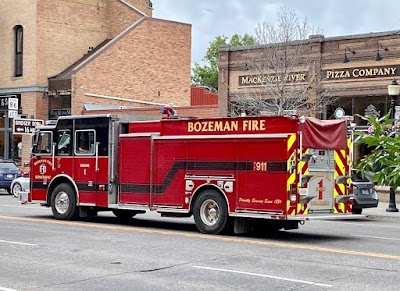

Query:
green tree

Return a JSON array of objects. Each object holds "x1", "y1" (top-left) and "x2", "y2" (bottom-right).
[
  {"x1": 192, "y1": 34, "x2": 256, "y2": 91},
  {"x1": 356, "y1": 112, "x2": 400, "y2": 190}
]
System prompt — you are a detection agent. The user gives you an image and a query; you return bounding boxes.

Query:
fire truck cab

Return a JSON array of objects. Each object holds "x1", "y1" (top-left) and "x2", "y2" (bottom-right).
[{"x1": 24, "y1": 114, "x2": 354, "y2": 235}]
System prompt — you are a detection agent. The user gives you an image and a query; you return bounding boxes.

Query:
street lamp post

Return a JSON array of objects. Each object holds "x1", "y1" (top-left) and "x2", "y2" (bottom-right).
[{"x1": 386, "y1": 79, "x2": 400, "y2": 212}]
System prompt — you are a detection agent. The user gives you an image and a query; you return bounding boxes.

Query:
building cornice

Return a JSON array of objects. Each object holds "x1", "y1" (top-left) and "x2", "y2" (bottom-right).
[
  {"x1": 0, "y1": 86, "x2": 47, "y2": 94},
  {"x1": 219, "y1": 29, "x2": 400, "y2": 53}
]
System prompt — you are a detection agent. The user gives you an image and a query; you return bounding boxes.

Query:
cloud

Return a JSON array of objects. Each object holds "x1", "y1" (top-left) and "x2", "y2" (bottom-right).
[{"x1": 152, "y1": 0, "x2": 400, "y2": 65}]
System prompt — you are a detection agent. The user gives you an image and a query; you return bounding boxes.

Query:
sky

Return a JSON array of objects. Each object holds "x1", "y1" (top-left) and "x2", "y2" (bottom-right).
[{"x1": 152, "y1": 0, "x2": 400, "y2": 66}]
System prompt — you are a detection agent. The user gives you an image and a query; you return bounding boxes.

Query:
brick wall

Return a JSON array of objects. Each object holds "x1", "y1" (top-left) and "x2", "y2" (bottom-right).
[
  {"x1": 0, "y1": 0, "x2": 37, "y2": 87},
  {"x1": 218, "y1": 32, "x2": 400, "y2": 117},
  {"x1": 36, "y1": 0, "x2": 111, "y2": 84},
  {"x1": 0, "y1": 0, "x2": 153, "y2": 86},
  {"x1": 121, "y1": 0, "x2": 153, "y2": 16},
  {"x1": 82, "y1": 104, "x2": 219, "y2": 119},
  {"x1": 73, "y1": 17, "x2": 192, "y2": 114},
  {"x1": 106, "y1": 0, "x2": 148, "y2": 39}
]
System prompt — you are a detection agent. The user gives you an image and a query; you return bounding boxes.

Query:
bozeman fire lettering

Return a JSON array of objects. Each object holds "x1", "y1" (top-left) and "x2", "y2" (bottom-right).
[
  {"x1": 243, "y1": 119, "x2": 266, "y2": 131},
  {"x1": 187, "y1": 119, "x2": 266, "y2": 133},
  {"x1": 188, "y1": 121, "x2": 238, "y2": 132}
]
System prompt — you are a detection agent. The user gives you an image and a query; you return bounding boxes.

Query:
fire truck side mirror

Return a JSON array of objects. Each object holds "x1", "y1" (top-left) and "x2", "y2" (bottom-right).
[{"x1": 32, "y1": 131, "x2": 41, "y2": 147}]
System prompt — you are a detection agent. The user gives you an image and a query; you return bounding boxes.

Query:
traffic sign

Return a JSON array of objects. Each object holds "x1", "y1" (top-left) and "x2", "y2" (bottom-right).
[
  {"x1": 13, "y1": 118, "x2": 44, "y2": 135},
  {"x1": 8, "y1": 98, "x2": 19, "y2": 110},
  {"x1": 8, "y1": 110, "x2": 18, "y2": 118}
]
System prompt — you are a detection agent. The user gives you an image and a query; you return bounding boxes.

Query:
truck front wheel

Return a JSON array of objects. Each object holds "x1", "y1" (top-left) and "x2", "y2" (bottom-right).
[
  {"x1": 51, "y1": 183, "x2": 79, "y2": 220},
  {"x1": 193, "y1": 189, "x2": 230, "y2": 234}
]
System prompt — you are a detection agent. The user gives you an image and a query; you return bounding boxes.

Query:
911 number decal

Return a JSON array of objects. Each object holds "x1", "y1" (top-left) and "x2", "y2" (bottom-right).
[{"x1": 253, "y1": 161, "x2": 267, "y2": 171}]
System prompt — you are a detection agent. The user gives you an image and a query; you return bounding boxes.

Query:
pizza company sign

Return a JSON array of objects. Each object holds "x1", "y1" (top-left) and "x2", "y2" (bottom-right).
[{"x1": 322, "y1": 65, "x2": 400, "y2": 80}]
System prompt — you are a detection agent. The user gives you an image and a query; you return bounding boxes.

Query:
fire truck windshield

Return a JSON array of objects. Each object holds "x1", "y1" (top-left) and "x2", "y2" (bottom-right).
[{"x1": 32, "y1": 131, "x2": 52, "y2": 155}]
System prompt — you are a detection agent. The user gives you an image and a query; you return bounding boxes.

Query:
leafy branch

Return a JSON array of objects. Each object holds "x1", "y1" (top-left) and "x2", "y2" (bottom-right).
[{"x1": 356, "y1": 112, "x2": 400, "y2": 190}]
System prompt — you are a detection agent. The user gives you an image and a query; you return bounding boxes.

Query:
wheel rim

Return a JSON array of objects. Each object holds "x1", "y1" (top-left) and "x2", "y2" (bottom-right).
[
  {"x1": 55, "y1": 191, "x2": 70, "y2": 214},
  {"x1": 199, "y1": 199, "x2": 220, "y2": 226},
  {"x1": 13, "y1": 184, "x2": 22, "y2": 197}
]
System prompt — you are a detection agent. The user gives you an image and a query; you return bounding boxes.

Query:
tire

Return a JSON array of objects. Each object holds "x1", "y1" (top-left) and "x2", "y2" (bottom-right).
[
  {"x1": 352, "y1": 208, "x2": 362, "y2": 214},
  {"x1": 193, "y1": 189, "x2": 230, "y2": 235},
  {"x1": 112, "y1": 209, "x2": 139, "y2": 220},
  {"x1": 51, "y1": 183, "x2": 79, "y2": 220},
  {"x1": 12, "y1": 183, "x2": 22, "y2": 198}
]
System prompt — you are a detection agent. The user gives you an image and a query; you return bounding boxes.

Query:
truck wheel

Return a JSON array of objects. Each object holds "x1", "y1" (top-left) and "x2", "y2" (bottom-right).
[
  {"x1": 193, "y1": 189, "x2": 230, "y2": 234},
  {"x1": 112, "y1": 209, "x2": 139, "y2": 220},
  {"x1": 51, "y1": 183, "x2": 79, "y2": 220},
  {"x1": 352, "y1": 208, "x2": 362, "y2": 214}
]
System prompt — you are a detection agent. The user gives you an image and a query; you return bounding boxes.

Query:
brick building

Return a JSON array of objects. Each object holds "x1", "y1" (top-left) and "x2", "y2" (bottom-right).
[
  {"x1": 218, "y1": 30, "x2": 400, "y2": 120},
  {"x1": 0, "y1": 0, "x2": 191, "y2": 165}
]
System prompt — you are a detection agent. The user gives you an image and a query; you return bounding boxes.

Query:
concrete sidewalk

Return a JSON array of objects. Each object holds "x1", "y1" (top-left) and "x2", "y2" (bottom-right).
[{"x1": 362, "y1": 201, "x2": 400, "y2": 220}]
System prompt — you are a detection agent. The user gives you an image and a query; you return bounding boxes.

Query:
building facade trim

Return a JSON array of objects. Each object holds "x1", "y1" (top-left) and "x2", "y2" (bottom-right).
[
  {"x1": 85, "y1": 93, "x2": 168, "y2": 106},
  {"x1": 0, "y1": 86, "x2": 47, "y2": 94}
]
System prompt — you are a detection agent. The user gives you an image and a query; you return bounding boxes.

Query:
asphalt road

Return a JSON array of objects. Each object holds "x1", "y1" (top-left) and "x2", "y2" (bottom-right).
[{"x1": 1, "y1": 192, "x2": 400, "y2": 291}]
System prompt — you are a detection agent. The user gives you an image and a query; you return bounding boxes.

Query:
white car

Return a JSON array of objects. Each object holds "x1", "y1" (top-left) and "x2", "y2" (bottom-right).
[{"x1": 10, "y1": 176, "x2": 30, "y2": 198}]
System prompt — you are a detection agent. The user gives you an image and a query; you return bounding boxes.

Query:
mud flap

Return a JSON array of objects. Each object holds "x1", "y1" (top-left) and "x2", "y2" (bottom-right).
[{"x1": 233, "y1": 217, "x2": 252, "y2": 234}]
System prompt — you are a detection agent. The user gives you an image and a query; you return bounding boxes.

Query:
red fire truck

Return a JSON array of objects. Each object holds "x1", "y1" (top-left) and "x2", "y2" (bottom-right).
[{"x1": 21, "y1": 113, "x2": 353, "y2": 234}]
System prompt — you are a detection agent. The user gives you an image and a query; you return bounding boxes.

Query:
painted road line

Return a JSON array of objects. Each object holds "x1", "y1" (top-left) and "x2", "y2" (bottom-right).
[
  {"x1": 352, "y1": 234, "x2": 400, "y2": 241},
  {"x1": 314, "y1": 220, "x2": 400, "y2": 229},
  {"x1": 0, "y1": 239, "x2": 37, "y2": 246},
  {"x1": 0, "y1": 204, "x2": 50, "y2": 210},
  {"x1": 192, "y1": 266, "x2": 332, "y2": 287},
  {"x1": 0, "y1": 286, "x2": 18, "y2": 291},
  {"x1": 1, "y1": 215, "x2": 400, "y2": 260}
]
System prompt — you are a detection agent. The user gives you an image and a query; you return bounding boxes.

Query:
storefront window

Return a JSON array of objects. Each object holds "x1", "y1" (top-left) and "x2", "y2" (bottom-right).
[
  {"x1": 327, "y1": 95, "x2": 389, "y2": 124},
  {"x1": 49, "y1": 94, "x2": 71, "y2": 119}
]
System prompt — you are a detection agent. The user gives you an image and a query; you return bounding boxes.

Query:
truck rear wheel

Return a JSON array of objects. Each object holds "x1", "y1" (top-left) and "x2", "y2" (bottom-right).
[
  {"x1": 193, "y1": 189, "x2": 230, "y2": 234},
  {"x1": 51, "y1": 183, "x2": 79, "y2": 220}
]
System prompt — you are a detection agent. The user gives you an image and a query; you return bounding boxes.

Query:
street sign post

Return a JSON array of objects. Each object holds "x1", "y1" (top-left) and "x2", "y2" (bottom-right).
[{"x1": 13, "y1": 118, "x2": 44, "y2": 135}]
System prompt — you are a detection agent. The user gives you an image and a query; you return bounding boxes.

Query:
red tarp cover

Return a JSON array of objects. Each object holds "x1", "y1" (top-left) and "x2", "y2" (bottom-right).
[{"x1": 300, "y1": 117, "x2": 347, "y2": 150}]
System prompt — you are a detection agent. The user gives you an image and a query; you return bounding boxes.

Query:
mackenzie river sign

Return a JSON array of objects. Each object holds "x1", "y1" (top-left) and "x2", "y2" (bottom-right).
[{"x1": 238, "y1": 72, "x2": 308, "y2": 86}]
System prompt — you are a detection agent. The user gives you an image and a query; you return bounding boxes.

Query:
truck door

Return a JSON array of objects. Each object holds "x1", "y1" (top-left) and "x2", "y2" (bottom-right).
[
  {"x1": 30, "y1": 130, "x2": 55, "y2": 202},
  {"x1": 73, "y1": 129, "x2": 103, "y2": 206},
  {"x1": 72, "y1": 116, "x2": 111, "y2": 208}
]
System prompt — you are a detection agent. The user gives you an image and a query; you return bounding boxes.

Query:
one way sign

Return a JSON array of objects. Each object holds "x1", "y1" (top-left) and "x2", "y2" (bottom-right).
[{"x1": 13, "y1": 118, "x2": 44, "y2": 135}]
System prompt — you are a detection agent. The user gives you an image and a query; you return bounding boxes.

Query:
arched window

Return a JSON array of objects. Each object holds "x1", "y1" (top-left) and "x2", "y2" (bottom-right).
[{"x1": 14, "y1": 25, "x2": 23, "y2": 77}]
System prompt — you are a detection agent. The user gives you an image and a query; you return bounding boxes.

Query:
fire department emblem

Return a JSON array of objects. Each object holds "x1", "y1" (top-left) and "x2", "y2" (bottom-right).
[{"x1": 39, "y1": 164, "x2": 47, "y2": 175}]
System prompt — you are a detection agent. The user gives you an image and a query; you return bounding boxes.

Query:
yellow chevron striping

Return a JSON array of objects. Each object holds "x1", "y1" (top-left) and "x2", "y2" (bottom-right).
[{"x1": 287, "y1": 134, "x2": 296, "y2": 214}]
